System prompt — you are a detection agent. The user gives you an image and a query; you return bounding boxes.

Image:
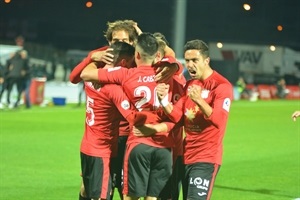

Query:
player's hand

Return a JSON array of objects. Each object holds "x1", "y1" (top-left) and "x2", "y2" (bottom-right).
[
  {"x1": 156, "y1": 83, "x2": 169, "y2": 101},
  {"x1": 91, "y1": 48, "x2": 114, "y2": 64},
  {"x1": 188, "y1": 84, "x2": 202, "y2": 102},
  {"x1": 132, "y1": 124, "x2": 156, "y2": 137},
  {"x1": 154, "y1": 63, "x2": 178, "y2": 83},
  {"x1": 291, "y1": 111, "x2": 300, "y2": 121}
]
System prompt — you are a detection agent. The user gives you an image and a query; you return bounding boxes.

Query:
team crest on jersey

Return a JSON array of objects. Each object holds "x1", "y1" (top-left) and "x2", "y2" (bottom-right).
[
  {"x1": 121, "y1": 100, "x2": 130, "y2": 110},
  {"x1": 201, "y1": 89, "x2": 209, "y2": 99},
  {"x1": 223, "y1": 98, "x2": 231, "y2": 112},
  {"x1": 185, "y1": 105, "x2": 199, "y2": 121}
]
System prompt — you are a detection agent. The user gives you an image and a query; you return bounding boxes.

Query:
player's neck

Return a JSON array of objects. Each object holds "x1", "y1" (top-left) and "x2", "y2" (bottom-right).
[{"x1": 135, "y1": 60, "x2": 152, "y2": 67}]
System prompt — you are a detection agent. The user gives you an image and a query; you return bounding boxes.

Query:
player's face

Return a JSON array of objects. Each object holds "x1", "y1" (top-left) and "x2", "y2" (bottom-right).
[
  {"x1": 110, "y1": 30, "x2": 133, "y2": 45},
  {"x1": 184, "y1": 49, "x2": 209, "y2": 80}
]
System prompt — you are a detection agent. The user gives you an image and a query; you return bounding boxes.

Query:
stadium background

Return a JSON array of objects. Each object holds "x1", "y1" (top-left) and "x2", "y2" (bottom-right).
[{"x1": 0, "y1": 1, "x2": 299, "y2": 199}]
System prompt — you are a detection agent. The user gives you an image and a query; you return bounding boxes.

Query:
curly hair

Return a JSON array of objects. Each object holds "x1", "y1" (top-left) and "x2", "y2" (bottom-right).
[{"x1": 104, "y1": 20, "x2": 139, "y2": 45}]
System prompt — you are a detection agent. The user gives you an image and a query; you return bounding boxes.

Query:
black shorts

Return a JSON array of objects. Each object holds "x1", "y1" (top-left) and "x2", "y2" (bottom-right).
[
  {"x1": 182, "y1": 162, "x2": 220, "y2": 200},
  {"x1": 123, "y1": 143, "x2": 172, "y2": 197},
  {"x1": 111, "y1": 135, "x2": 128, "y2": 189},
  {"x1": 160, "y1": 155, "x2": 185, "y2": 200},
  {"x1": 172, "y1": 155, "x2": 184, "y2": 199},
  {"x1": 80, "y1": 152, "x2": 112, "y2": 199}
]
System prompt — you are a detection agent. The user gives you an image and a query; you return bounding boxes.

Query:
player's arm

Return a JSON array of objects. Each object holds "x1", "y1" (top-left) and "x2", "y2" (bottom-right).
[
  {"x1": 69, "y1": 47, "x2": 113, "y2": 83},
  {"x1": 156, "y1": 83, "x2": 185, "y2": 123},
  {"x1": 90, "y1": 48, "x2": 114, "y2": 64},
  {"x1": 164, "y1": 45, "x2": 176, "y2": 58},
  {"x1": 187, "y1": 84, "x2": 213, "y2": 118},
  {"x1": 69, "y1": 53, "x2": 94, "y2": 84},
  {"x1": 132, "y1": 122, "x2": 175, "y2": 137},
  {"x1": 193, "y1": 83, "x2": 233, "y2": 128},
  {"x1": 154, "y1": 56, "x2": 183, "y2": 83},
  {"x1": 80, "y1": 62, "x2": 99, "y2": 82},
  {"x1": 291, "y1": 110, "x2": 300, "y2": 121}
]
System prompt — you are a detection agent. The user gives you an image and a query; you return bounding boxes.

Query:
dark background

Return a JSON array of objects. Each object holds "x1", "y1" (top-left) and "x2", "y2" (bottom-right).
[{"x1": 1, "y1": 0, "x2": 300, "y2": 53}]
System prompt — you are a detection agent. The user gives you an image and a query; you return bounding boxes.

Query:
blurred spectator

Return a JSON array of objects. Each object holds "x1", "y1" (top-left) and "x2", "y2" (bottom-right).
[
  {"x1": 49, "y1": 52, "x2": 59, "y2": 81},
  {"x1": 0, "y1": 64, "x2": 5, "y2": 91},
  {"x1": 23, "y1": 59, "x2": 32, "y2": 109},
  {"x1": 235, "y1": 76, "x2": 251, "y2": 100},
  {"x1": 32, "y1": 64, "x2": 48, "y2": 78},
  {"x1": 75, "y1": 81, "x2": 85, "y2": 107},
  {"x1": 276, "y1": 78, "x2": 289, "y2": 99},
  {"x1": 63, "y1": 57, "x2": 76, "y2": 82},
  {"x1": 0, "y1": 35, "x2": 30, "y2": 109}
]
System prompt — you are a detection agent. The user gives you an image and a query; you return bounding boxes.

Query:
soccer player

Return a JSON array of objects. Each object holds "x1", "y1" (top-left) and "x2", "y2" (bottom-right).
[
  {"x1": 70, "y1": 20, "x2": 139, "y2": 200},
  {"x1": 71, "y1": 20, "x2": 178, "y2": 200},
  {"x1": 80, "y1": 33, "x2": 179, "y2": 200},
  {"x1": 152, "y1": 33, "x2": 186, "y2": 200},
  {"x1": 156, "y1": 39, "x2": 233, "y2": 200},
  {"x1": 69, "y1": 19, "x2": 139, "y2": 84},
  {"x1": 79, "y1": 41, "x2": 136, "y2": 200}
]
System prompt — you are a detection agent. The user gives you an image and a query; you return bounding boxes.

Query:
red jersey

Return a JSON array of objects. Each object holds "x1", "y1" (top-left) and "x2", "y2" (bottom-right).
[
  {"x1": 170, "y1": 74, "x2": 186, "y2": 158},
  {"x1": 119, "y1": 120, "x2": 130, "y2": 137},
  {"x1": 69, "y1": 46, "x2": 108, "y2": 84},
  {"x1": 97, "y1": 65, "x2": 174, "y2": 148},
  {"x1": 168, "y1": 71, "x2": 233, "y2": 165},
  {"x1": 70, "y1": 45, "x2": 132, "y2": 137},
  {"x1": 80, "y1": 82, "x2": 134, "y2": 158}
]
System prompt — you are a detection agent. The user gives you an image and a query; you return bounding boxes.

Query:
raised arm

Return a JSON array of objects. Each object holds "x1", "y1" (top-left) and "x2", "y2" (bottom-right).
[
  {"x1": 80, "y1": 62, "x2": 99, "y2": 82},
  {"x1": 154, "y1": 56, "x2": 183, "y2": 83},
  {"x1": 69, "y1": 47, "x2": 113, "y2": 84}
]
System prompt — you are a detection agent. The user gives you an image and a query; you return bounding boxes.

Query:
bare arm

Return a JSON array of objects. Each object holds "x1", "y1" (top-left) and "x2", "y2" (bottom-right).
[
  {"x1": 156, "y1": 83, "x2": 174, "y2": 114},
  {"x1": 164, "y1": 45, "x2": 176, "y2": 58},
  {"x1": 292, "y1": 110, "x2": 300, "y2": 121},
  {"x1": 132, "y1": 123, "x2": 169, "y2": 137},
  {"x1": 90, "y1": 48, "x2": 114, "y2": 64},
  {"x1": 80, "y1": 62, "x2": 99, "y2": 82}
]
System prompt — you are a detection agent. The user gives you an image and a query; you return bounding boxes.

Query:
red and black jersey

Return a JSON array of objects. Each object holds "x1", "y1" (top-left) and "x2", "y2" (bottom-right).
[
  {"x1": 97, "y1": 65, "x2": 175, "y2": 148},
  {"x1": 80, "y1": 82, "x2": 133, "y2": 158},
  {"x1": 168, "y1": 71, "x2": 233, "y2": 165},
  {"x1": 69, "y1": 46, "x2": 108, "y2": 83}
]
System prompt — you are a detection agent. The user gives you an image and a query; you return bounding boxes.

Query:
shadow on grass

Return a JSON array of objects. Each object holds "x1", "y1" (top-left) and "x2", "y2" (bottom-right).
[{"x1": 215, "y1": 185, "x2": 296, "y2": 198}]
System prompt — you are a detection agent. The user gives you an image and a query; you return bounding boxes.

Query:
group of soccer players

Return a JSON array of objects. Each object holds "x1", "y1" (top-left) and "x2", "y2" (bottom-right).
[{"x1": 70, "y1": 19, "x2": 233, "y2": 200}]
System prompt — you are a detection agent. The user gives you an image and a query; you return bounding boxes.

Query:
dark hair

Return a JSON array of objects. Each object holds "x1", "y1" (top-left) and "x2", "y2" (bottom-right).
[
  {"x1": 109, "y1": 41, "x2": 135, "y2": 65},
  {"x1": 153, "y1": 32, "x2": 169, "y2": 46},
  {"x1": 136, "y1": 32, "x2": 158, "y2": 57},
  {"x1": 184, "y1": 39, "x2": 209, "y2": 58}
]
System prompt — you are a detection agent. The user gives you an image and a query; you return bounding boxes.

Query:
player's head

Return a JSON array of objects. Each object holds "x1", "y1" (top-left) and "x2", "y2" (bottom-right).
[
  {"x1": 109, "y1": 41, "x2": 135, "y2": 69},
  {"x1": 135, "y1": 33, "x2": 158, "y2": 65},
  {"x1": 15, "y1": 35, "x2": 25, "y2": 47},
  {"x1": 154, "y1": 35, "x2": 167, "y2": 64},
  {"x1": 153, "y1": 32, "x2": 169, "y2": 46},
  {"x1": 183, "y1": 39, "x2": 211, "y2": 80},
  {"x1": 104, "y1": 20, "x2": 139, "y2": 46}
]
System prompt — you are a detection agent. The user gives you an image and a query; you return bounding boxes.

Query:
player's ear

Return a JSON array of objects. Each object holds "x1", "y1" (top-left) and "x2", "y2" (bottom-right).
[
  {"x1": 205, "y1": 57, "x2": 210, "y2": 65},
  {"x1": 120, "y1": 59, "x2": 127, "y2": 68},
  {"x1": 155, "y1": 52, "x2": 161, "y2": 62},
  {"x1": 136, "y1": 52, "x2": 141, "y2": 60}
]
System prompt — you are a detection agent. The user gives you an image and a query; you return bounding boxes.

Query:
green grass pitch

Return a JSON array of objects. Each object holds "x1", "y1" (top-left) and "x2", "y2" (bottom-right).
[{"x1": 0, "y1": 100, "x2": 299, "y2": 200}]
